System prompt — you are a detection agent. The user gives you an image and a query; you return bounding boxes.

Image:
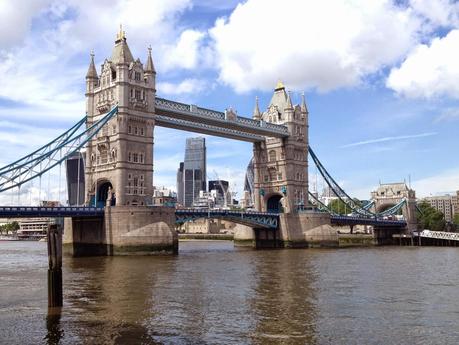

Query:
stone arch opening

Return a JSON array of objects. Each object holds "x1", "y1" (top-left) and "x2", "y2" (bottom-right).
[
  {"x1": 97, "y1": 180, "x2": 114, "y2": 206},
  {"x1": 376, "y1": 202, "x2": 403, "y2": 216},
  {"x1": 266, "y1": 194, "x2": 283, "y2": 213}
]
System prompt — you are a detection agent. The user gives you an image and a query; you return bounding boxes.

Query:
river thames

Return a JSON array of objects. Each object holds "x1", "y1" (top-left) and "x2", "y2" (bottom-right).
[{"x1": 1, "y1": 240, "x2": 459, "y2": 344}]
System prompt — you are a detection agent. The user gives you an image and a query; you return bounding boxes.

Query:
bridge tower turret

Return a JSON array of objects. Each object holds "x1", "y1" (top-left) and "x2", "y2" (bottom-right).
[
  {"x1": 84, "y1": 27, "x2": 156, "y2": 207},
  {"x1": 253, "y1": 83, "x2": 309, "y2": 213}
]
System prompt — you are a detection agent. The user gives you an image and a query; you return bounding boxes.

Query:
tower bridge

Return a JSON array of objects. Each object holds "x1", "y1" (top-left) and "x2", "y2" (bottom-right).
[{"x1": 0, "y1": 28, "x2": 414, "y2": 256}]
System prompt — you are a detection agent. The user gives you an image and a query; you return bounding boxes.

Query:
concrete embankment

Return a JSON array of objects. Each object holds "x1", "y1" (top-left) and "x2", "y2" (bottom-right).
[
  {"x1": 338, "y1": 234, "x2": 376, "y2": 247},
  {"x1": 178, "y1": 233, "x2": 234, "y2": 241}
]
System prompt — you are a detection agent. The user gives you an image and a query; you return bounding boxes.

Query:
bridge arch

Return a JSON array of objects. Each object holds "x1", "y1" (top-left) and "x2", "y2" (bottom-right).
[
  {"x1": 265, "y1": 193, "x2": 283, "y2": 213},
  {"x1": 376, "y1": 202, "x2": 398, "y2": 214},
  {"x1": 95, "y1": 179, "x2": 115, "y2": 207}
]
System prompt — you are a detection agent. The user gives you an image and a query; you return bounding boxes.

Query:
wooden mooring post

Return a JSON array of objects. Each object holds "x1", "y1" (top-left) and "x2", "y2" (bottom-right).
[{"x1": 47, "y1": 224, "x2": 63, "y2": 307}]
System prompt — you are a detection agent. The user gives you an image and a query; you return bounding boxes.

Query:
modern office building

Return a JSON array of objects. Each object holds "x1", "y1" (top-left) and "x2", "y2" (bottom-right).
[
  {"x1": 176, "y1": 137, "x2": 206, "y2": 207},
  {"x1": 65, "y1": 151, "x2": 85, "y2": 206},
  {"x1": 423, "y1": 193, "x2": 458, "y2": 222},
  {"x1": 243, "y1": 158, "x2": 254, "y2": 202}
]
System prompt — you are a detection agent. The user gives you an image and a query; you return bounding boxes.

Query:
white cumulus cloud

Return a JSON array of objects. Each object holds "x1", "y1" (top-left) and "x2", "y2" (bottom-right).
[
  {"x1": 209, "y1": 0, "x2": 422, "y2": 93},
  {"x1": 387, "y1": 29, "x2": 459, "y2": 99}
]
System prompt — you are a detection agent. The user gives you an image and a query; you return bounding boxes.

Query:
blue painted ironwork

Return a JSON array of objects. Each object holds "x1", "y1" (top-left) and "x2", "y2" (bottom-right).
[
  {"x1": 0, "y1": 206, "x2": 104, "y2": 218},
  {"x1": 378, "y1": 199, "x2": 406, "y2": 216},
  {"x1": 308, "y1": 147, "x2": 375, "y2": 217},
  {"x1": 415, "y1": 204, "x2": 424, "y2": 215},
  {"x1": 175, "y1": 209, "x2": 279, "y2": 229},
  {"x1": 330, "y1": 215, "x2": 407, "y2": 227},
  {"x1": 154, "y1": 115, "x2": 266, "y2": 142},
  {"x1": 362, "y1": 200, "x2": 375, "y2": 211},
  {"x1": 155, "y1": 97, "x2": 289, "y2": 139},
  {"x1": 0, "y1": 106, "x2": 118, "y2": 193},
  {"x1": 307, "y1": 191, "x2": 340, "y2": 216},
  {"x1": 0, "y1": 117, "x2": 86, "y2": 174}
]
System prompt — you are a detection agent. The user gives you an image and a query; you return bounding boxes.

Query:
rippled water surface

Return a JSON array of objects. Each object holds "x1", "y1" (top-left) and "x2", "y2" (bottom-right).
[{"x1": 1, "y1": 240, "x2": 459, "y2": 344}]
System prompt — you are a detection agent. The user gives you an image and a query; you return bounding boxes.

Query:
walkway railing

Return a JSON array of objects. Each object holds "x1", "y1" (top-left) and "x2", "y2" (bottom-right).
[{"x1": 419, "y1": 230, "x2": 459, "y2": 241}]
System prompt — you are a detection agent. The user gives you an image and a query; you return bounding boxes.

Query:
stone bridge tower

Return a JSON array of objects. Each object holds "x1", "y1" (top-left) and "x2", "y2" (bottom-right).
[
  {"x1": 84, "y1": 27, "x2": 156, "y2": 207},
  {"x1": 371, "y1": 182, "x2": 418, "y2": 232},
  {"x1": 252, "y1": 83, "x2": 309, "y2": 213}
]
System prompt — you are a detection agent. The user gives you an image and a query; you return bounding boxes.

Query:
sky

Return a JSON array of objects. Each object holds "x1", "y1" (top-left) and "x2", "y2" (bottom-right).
[{"x1": 0, "y1": 0, "x2": 458, "y2": 205}]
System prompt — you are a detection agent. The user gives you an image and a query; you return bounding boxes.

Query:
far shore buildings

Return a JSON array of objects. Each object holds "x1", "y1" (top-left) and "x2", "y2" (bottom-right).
[{"x1": 423, "y1": 191, "x2": 458, "y2": 222}]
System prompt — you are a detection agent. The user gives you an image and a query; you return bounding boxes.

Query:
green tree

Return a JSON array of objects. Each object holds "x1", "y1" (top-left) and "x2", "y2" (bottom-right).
[
  {"x1": 328, "y1": 199, "x2": 351, "y2": 215},
  {"x1": 417, "y1": 201, "x2": 446, "y2": 231},
  {"x1": 454, "y1": 214, "x2": 459, "y2": 226},
  {"x1": 2, "y1": 221, "x2": 20, "y2": 235}
]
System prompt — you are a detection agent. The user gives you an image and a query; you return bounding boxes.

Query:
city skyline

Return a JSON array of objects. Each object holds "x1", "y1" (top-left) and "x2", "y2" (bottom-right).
[{"x1": 0, "y1": 0, "x2": 458, "y2": 205}]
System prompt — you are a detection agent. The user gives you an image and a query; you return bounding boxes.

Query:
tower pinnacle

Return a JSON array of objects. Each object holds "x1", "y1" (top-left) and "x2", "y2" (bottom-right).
[
  {"x1": 285, "y1": 91, "x2": 293, "y2": 110},
  {"x1": 253, "y1": 96, "x2": 261, "y2": 120},
  {"x1": 86, "y1": 50, "x2": 98, "y2": 79},
  {"x1": 301, "y1": 92, "x2": 308, "y2": 114},
  {"x1": 145, "y1": 45, "x2": 156, "y2": 74}
]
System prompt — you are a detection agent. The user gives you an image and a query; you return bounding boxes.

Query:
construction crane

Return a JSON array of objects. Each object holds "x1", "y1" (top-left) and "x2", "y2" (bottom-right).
[{"x1": 211, "y1": 170, "x2": 230, "y2": 209}]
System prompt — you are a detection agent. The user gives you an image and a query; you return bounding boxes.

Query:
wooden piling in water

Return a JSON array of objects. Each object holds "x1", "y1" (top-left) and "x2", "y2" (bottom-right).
[{"x1": 47, "y1": 224, "x2": 63, "y2": 307}]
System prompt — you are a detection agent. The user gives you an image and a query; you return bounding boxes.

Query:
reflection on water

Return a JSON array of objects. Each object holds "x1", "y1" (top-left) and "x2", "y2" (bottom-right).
[{"x1": 1, "y1": 241, "x2": 459, "y2": 344}]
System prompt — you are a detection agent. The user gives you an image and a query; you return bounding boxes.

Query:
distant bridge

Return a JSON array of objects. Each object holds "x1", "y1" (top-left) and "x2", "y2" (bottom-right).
[{"x1": 0, "y1": 206, "x2": 407, "y2": 230}]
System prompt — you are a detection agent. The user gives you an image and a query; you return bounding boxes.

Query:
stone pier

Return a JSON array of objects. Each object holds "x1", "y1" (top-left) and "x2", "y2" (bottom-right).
[
  {"x1": 234, "y1": 211, "x2": 338, "y2": 249},
  {"x1": 63, "y1": 206, "x2": 177, "y2": 256}
]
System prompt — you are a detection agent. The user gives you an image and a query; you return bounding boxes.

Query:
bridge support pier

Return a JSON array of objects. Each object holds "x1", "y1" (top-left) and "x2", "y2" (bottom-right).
[
  {"x1": 373, "y1": 226, "x2": 399, "y2": 245},
  {"x1": 279, "y1": 212, "x2": 338, "y2": 248},
  {"x1": 64, "y1": 206, "x2": 177, "y2": 256},
  {"x1": 234, "y1": 211, "x2": 338, "y2": 249}
]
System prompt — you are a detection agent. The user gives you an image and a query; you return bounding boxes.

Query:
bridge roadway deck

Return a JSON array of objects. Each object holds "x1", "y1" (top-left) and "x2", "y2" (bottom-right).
[
  {"x1": 0, "y1": 207, "x2": 407, "y2": 229},
  {"x1": 330, "y1": 215, "x2": 407, "y2": 228},
  {"x1": 154, "y1": 97, "x2": 289, "y2": 141},
  {"x1": 0, "y1": 206, "x2": 104, "y2": 218}
]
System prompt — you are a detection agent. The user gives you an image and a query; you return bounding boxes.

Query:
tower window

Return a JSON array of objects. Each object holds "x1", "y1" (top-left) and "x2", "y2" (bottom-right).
[
  {"x1": 134, "y1": 72, "x2": 141, "y2": 81},
  {"x1": 269, "y1": 150, "x2": 276, "y2": 162},
  {"x1": 135, "y1": 90, "x2": 141, "y2": 100},
  {"x1": 140, "y1": 127, "x2": 144, "y2": 136},
  {"x1": 128, "y1": 153, "x2": 132, "y2": 162},
  {"x1": 128, "y1": 125, "x2": 132, "y2": 134}
]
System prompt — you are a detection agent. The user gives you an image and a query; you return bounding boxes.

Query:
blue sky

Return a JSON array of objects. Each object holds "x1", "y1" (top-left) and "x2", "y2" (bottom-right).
[{"x1": 0, "y1": 0, "x2": 458, "y2": 205}]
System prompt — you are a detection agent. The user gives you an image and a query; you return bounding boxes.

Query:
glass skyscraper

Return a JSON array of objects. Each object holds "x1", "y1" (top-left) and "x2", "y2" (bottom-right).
[
  {"x1": 176, "y1": 137, "x2": 206, "y2": 207},
  {"x1": 65, "y1": 151, "x2": 85, "y2": 206}
]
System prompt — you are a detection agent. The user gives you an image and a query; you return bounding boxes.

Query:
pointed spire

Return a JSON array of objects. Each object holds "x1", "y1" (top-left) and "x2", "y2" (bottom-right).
[
  {"x1": 253, "y1": 96, "x2": 261, "y2": 120},
  {"x1": 111, "y1": 26, "x2": 134, "y2": 64},
  {"x1": 301, "y1": 92, "x2": 308, "y2": 114},
  {"x1": 285, "y1": 91, "x2": 293, "y2": 110},
  {"x1": 86, "y1": 50, "x2": 98, "y2": 79},
  {"x1": 145, "y1": 45, "x2": 156, "y2": 74}
]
